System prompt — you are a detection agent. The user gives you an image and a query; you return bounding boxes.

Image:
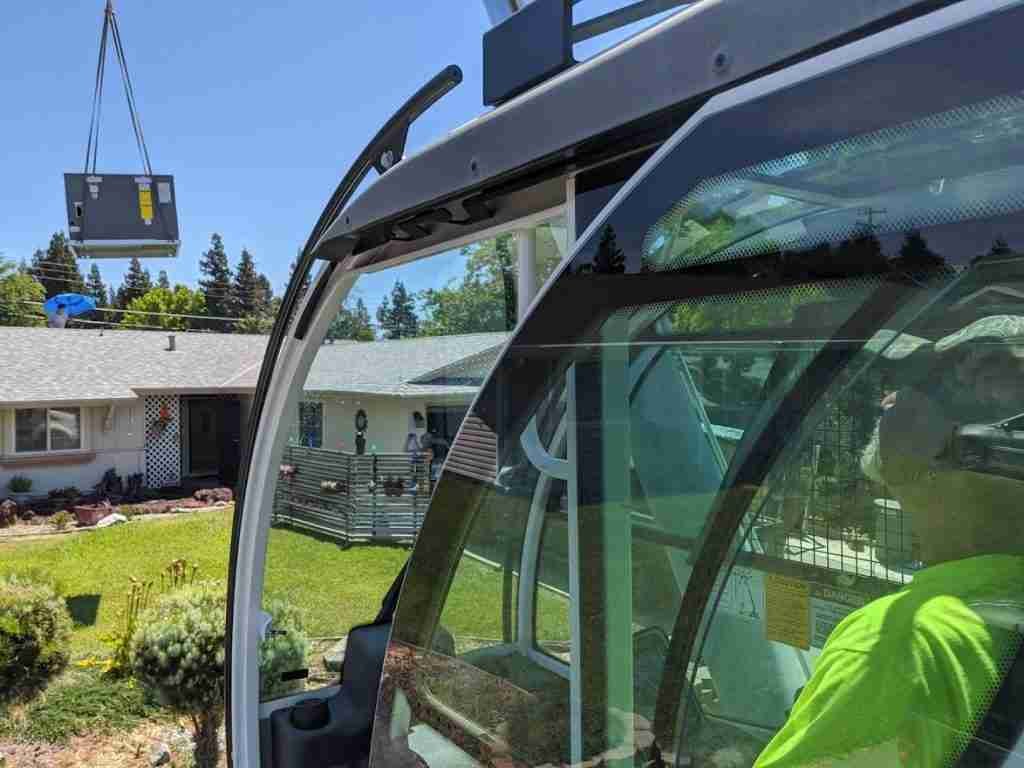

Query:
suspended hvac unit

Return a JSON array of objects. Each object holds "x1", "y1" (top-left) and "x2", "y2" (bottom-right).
[{"x1": 65, "y1": 1, "x2": 180, "y2": 259}]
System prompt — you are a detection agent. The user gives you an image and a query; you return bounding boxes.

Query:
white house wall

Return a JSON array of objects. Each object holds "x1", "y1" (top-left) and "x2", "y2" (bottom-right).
[
  {"x1": 0, "y1": 401, "x2": 146, "y2": 496},
  {"x1": 312, "y1": 394, "x2": 472, "y2": 454}
]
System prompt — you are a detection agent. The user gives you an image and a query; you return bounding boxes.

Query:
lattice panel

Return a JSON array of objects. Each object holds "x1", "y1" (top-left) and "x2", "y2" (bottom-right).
[{"x1": 144, "y1": 395, "x2": 181, "y2": 489}]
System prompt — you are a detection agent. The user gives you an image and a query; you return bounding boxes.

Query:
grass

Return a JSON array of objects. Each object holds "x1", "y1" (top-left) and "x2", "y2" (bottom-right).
[
  {"x1": 0, "y1": 667, "x2": 160, "y2": 744},
  {"x1": 0, "y1": 508, "x2": 410, "y2": 656}
]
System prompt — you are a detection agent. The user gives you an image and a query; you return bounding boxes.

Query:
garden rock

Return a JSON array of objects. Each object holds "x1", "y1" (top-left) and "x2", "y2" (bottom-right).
[
  {"x1": 323, "y1": 636, "x2": 348, "y2": 672},
  {"x1": 194, "y1": 487, "x2": 233, "y2": 504},
  {"x1": 96, "y1": 512, "x2": 128, "y2": 528},
  {"x1": 148, "y1": 742, "x2": 171, "y2": 766},
  {"x1": 0, "y1": 499, "x2": 15, "y2": 528}
]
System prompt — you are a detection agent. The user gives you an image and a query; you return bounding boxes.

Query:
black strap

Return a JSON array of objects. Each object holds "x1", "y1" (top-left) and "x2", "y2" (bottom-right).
[{"x1": 83, "y1": 0, "x2": 153, "y2": 176}]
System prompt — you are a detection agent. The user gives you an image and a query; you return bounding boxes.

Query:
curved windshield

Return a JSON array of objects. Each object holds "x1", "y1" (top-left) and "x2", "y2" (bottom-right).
[{"x1": 373, "y1": 11, "x2": 1024, "y2": 768}]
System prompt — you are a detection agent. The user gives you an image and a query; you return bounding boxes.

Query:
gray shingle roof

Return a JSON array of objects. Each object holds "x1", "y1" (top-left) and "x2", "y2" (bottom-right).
[
  {"x1": 304, "y1": 332, "x2": 507, "y2": 397},
  {"x1": 0, "y1": 328, "x2": 508, "y2": 405},
  {"x1": 0, "y1": 328, "x2": 268, "y2": 405}
]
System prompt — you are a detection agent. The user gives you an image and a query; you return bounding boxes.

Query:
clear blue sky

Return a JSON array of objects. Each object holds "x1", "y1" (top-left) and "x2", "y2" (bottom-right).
[{"x1": 0, "y1": 1, "x2": 677, "y2": 310}]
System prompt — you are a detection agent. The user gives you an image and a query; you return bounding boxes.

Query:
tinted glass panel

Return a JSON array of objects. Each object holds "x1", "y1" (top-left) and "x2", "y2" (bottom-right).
[
  {"x1": 374, "y1": 10, "x2": 1024, "y2": 768},
  {"x1": 15, "y1": 408, "x2": 47, "y2": 452},
  {"x1": 48, "y1": 408, "x2": 81, "y2": 451}
]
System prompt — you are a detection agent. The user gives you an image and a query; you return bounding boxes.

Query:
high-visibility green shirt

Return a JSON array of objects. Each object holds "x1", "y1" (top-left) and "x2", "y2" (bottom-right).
[{"x1": 755, "y1": 555, "x2": 1024, "y2": 768}]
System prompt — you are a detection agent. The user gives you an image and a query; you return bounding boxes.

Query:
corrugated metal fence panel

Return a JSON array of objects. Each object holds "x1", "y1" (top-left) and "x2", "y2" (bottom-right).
[
  {"x1": 273, "y1": 447, "x2": 430, "y2": 545},
  {"x1": 445, "y1": 414, "x2": 498, "y2": 483}
]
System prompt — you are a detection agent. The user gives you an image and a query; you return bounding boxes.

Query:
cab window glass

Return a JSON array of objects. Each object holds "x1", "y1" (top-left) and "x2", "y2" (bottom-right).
[
  {"x1": 373, "y1": 22, "x2": 1024, "y2": 768},
  {"x1": 258, "y1": 215, "x2": 568, "y2": 702}
]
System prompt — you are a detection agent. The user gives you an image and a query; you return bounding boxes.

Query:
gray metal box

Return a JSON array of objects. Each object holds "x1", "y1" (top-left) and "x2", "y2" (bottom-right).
[{"x1": 64, "y1": 172, "x2": 180, "y2": 259}]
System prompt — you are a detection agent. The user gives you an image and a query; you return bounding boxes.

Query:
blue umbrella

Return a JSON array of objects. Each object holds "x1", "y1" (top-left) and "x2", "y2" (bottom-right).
[{"x1": 44, "y1": 293, "x2": 97, "y2": 318}]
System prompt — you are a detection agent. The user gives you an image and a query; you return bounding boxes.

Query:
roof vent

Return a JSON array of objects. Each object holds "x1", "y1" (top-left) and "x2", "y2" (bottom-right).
[{"x1": 167, "y1": 334, "x2": 176, "y2": 352}]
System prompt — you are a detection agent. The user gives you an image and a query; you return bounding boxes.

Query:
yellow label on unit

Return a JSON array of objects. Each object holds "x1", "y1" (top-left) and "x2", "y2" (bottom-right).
[{"x1": 138, "y1": 186, "x2": 153, "y2": 223}]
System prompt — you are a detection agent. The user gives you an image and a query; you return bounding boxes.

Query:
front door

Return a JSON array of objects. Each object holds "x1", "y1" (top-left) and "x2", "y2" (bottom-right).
[{"x1": 188, "y1": 399, "x2": 220, "y2": 477}]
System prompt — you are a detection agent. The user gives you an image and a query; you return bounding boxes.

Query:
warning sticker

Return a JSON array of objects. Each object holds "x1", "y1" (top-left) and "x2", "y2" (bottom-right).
[
  {"x1": 138, "y1": 185, "x2": 153, "y2": 223},
  {"x1": 764, "y1": 573, "x2": 810, "y2": 650}
]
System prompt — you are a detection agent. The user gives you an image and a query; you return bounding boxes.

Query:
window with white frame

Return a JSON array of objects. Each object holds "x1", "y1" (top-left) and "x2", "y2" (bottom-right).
[{"x1": 14, "y1": 407, "x2": 83, "y2": 453}]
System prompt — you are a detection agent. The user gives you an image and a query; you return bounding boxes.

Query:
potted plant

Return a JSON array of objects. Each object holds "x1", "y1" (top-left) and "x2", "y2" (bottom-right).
[
  {"x1": 73, "y1": 502, "x2": 106, "y2": 527},
  {"x1": 8, "y1": 475, "x2": 33, "y2": 505}
]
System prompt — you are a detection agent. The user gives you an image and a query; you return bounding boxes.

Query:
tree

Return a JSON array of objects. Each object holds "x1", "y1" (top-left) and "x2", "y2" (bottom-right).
[
  {"x1": 420, "y1": 234, "x2": 518, "y2": 336},
  {"x1": 198, "y1": 233, "x2": 233, "y2": 329},
  {"x1": 231, "y1": 248, "x2": 263, "y2": 317},
  {"x1": 0, "y1": 259, "x2": 46, "y2": 326},
  {"x1": 234, "y1": 313, "x2": 274, "y2": 334},
  {"x1": 115, "y1": 257, "x2": 153, "y2": 309},
  {"x1": 31, "y1": 232, "x2": 85, "y2": 298},
  {"x1": 157, "y1": 270, "x2": 171, "y2": 290},
  {"x1": 327, "y1": 297, "x2": 375, "y2": 342},
  {"x1": 121, "y1": 285, "x2": 207, "y2": 330},
  {"x1": 376, "y1": 280, "x2": 419, "y2": 339},
  {"x1": 85, "y1": 264, "x2": 107, "y2": 306}
]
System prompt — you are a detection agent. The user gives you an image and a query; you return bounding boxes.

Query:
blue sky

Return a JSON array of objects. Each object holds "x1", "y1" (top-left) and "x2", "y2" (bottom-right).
[{"x1": 1, "y1": 1, "x2": 677, "y2": 313}]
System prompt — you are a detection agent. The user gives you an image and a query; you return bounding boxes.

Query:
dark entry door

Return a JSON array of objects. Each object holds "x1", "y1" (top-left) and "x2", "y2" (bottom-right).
[{"x1": 188, "y1": 399, "x2": 220, "y2": 476}]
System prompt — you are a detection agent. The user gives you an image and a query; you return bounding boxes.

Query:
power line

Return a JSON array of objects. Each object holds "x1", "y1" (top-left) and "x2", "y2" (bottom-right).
[{"x1": 15, "y1": 299, "x2": 246, "y2": 324}]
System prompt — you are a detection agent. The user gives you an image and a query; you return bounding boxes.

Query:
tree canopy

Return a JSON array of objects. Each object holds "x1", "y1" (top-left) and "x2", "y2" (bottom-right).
[
  {"x1": 31, "y1": 232, "x2": 84, "y2": 298},
  {"x1": 121, "y1": 286, "x2": 207, "y2": 331},
  {"x1": 327, "y1": 297, "x2": 374, "y2": 342},
  {"x1": 199, "y1": 233, "x2": 233, "y2": 329},
  {"x1": 0, "y1": 259, "x2": 45, "y2": 326},
  {"x1": 376, "y1": 280, "x2": 419, "y2": 339}
]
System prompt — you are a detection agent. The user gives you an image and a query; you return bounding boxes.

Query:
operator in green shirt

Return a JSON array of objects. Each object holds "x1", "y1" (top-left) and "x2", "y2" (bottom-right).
[{"x1": 756, "y1": 317, "x2": 1024, "y2": 768}]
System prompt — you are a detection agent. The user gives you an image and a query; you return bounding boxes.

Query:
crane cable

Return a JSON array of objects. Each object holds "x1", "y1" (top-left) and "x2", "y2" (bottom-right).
[{"x1": 83, "y1": 0, "x2": 153, "y2": 176}]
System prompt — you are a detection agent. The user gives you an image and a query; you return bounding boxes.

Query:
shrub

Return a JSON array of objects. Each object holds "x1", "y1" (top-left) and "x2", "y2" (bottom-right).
[
  {"x1": 131, "y1": 582, "x2": 226, "y2": 768},
  {"x1": 8, "y1": 475, "x2": 32, "y2": 493},
  {"x1": 131, "y1": 582, "x2": 309, "y2": 767},
  {"x1": 0, "y1": 574, "x2": 73, "y2": 699},
  {"x1": 0, "y1": 500, "x2": 15, "y2": 529},
  {"x1": 259, "y1": 599, "x2": 310, "y2": 700},
  {"x1": 51, "y1": 511, "x2": 73, "y2": 531}
]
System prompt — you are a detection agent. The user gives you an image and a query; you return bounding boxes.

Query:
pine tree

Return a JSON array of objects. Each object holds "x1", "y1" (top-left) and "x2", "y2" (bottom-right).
[
  {"x1": 376, "y1": 280, "x2": 419, "y2": 339},
  {"x1": 255, "y1": 273, "x2": 273, "y2": 313},
  {"x1": 85, "y1": 264, "x2": 107, "y2": 306},
  {"x1": 157, "y1": 270, "x2": 171, "y2": 290},
  {"x1": 199, "y1": 233, "x2": 234, "y2": 330},
  {"x1": 232, "y1": 248, "x2": 261, "y2": 317},
  {"x1": 31, "y1": 232, "x2": 85, "y2": 298},
  {"x1": 117, "y1": 257, "x2": 153, "y2": 309}
]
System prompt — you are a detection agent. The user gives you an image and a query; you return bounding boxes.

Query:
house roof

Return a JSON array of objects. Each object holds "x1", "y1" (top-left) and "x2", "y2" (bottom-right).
[
  {"x1": 304, "y1": 332, "x2": 507, "y2": 398},
  {"x1": 0, "y1": 327, "x2": 508, "y2": 406},
  {"x1": 0, "y1": 327, "x2": 268, "y2": 406}
]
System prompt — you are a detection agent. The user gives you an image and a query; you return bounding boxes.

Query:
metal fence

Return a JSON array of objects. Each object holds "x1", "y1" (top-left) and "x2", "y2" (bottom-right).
[{"x1": 273, "y1": 446, "x2": 432, "y2": 545}]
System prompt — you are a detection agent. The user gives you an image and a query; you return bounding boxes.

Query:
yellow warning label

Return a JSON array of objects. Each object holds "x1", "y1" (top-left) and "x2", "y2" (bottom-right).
[
  {"x1": 765, "y1": 573, "x2": 810, "y2": 649},
  {"x1": 138, "y1": 187, "x2": 153, "y2": 222}
]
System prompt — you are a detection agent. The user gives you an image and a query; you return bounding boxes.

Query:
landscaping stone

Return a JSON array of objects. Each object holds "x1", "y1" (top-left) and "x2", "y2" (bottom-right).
[
  {"x1": 323, "y1": 636, "x2": 348, "y2": 672},
  {"x1": 194, "y1": 487, "x2": 233, "y2": 504},
  {"x1": 148, "y1": 742, "x2": 171, "y2": 766},
  {"x1": 96, "y1": 512, "x2": 128, "y2": 528}
]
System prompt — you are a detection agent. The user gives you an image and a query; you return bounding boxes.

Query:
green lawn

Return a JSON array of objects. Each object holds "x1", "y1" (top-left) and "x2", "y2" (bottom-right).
[
  {"x1": 0, "y1": 509, "x2": 409, "y2": 656},
  {"x1": 0, "y1": 509, "x2": 561, "y2": 659}
]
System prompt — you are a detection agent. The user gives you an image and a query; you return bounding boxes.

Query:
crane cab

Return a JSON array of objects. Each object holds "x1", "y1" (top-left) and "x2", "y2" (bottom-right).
[{"x1": 228, "y1": 1, "x2": 1024, "y2": 766}]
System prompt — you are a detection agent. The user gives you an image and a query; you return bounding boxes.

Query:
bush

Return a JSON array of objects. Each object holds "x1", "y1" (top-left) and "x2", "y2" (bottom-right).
[
  {"x1": 131, "y1": 582, "x2": 226, "y2": 768},
  {"x1": 259, "y1": 599, "x2": 310, "y2": 700},
  {"x1": 51, "y1": 510, "x2": 73, "y2": 531},
  {"x1": 8, "y1": 475, "x2": 32, "y2": 493},
  {"x1": 0, "y1": 574, "x2": 73, "y2": 699},
  {"x1": 0, "y1": 500, "x2": 15, "y2": 528},
  {"x1": 130, "y1": 582, "x2": 309, "y2": 767}
]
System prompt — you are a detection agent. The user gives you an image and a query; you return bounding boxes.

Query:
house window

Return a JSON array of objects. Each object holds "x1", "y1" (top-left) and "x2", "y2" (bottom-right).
[
  {"x1": 298, "y1": 402, "x2": 323, "y2": 448},
  {"x1": 15, "y1": 407, "x2": 83, "y2": 453}
]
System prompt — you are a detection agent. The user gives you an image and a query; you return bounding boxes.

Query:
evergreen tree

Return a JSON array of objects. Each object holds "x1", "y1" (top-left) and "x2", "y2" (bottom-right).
[
  {"x1": 0, "y1": 258, "x2": 46, "y2": 327},
  {"x1": 199, "y1": 233, "x2": 234, "y2": 329},
  {"x1": 85, "y1": 264, "x2": 107, "y2": 306},
  {"x1": 157, "y1": 270, "x2": 171, "y2": 290},
  {"x1": 327, "y1": 297, "x2": 375, "y2": 342},
  {"x1": 117, "y1": 257, "x2": 153, "y2": 309},
  {"x1": 232, "y1": 248, "x2": 261, "y2": 317},
  {"x1": 376, "y1": 280, "x2": 419, "y2": 339},
  {"x1": 255, "y1": 273, "x2": 274, "y2": 312},
  {"x1": 31, "y1": 232, "x2": 85, "y2": 298}
]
